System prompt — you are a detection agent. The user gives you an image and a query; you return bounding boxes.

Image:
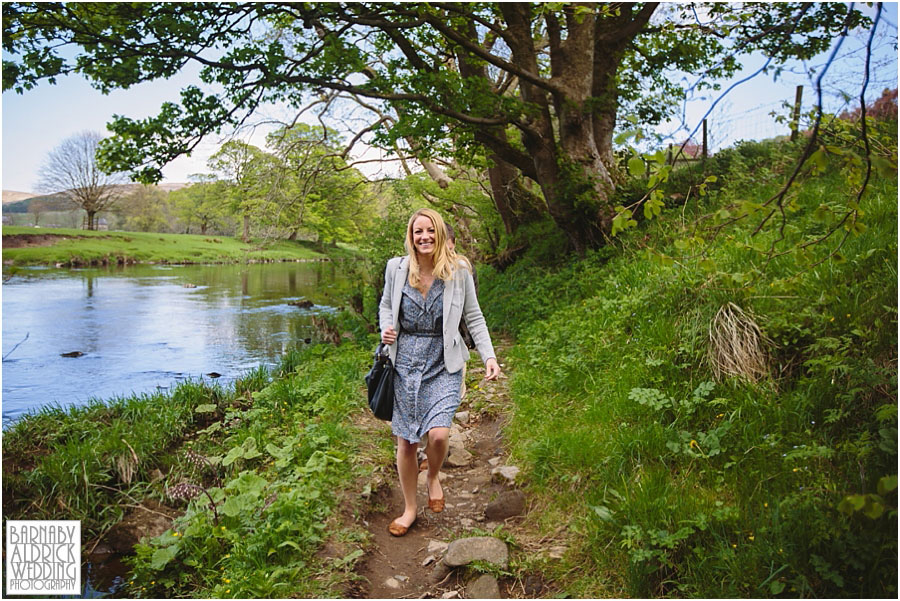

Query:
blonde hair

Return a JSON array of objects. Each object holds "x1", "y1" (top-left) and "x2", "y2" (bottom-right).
[{"x1": 404, "y1": 208, "x2": 468, "y2": 291}]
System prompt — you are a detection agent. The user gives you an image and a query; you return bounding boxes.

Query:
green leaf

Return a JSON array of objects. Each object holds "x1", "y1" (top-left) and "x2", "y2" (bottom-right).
[
  {"x1": 149, "y1": 545, "x2": 179, "y2": 570},
  {"x1": 698, "y1": 258, "x2": 716, "y2": 272},
  {"x1": 222, "y1": 446, "x2": 243, "y2": 466},
  {"x1": 838, "y1": 494, "x2": 866, "y2": 514},
  {"x1": 862, "y1": 497, "x2": 885, "y2": 519},
  {"x1": 628, "y1": 156, "x2": 645, "y2": 176},
  {"x1": 878, "y1": 475, "x2": 898, "y2": 496},
  {"x1": 770, "y1": 581, "x2": 785, "y2": 595},
  {"x1": 195, "y1": 403, "x2": 218, "y2": 413},
  {"x1": 589, "y1": 504, "x2": 614, "y2": 522}
]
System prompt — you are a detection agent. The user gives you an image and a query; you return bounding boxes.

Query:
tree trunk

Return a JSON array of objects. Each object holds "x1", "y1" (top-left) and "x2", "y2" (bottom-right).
[
  {"x1": 86, "y1": 210, "x2": 97, "y2": 231},
  {"x1": 242, "y1": 214, "x2": 250, "y2": 243}
]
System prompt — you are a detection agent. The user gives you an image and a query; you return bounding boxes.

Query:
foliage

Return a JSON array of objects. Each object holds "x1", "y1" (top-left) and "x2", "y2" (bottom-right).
[
  {"x1": 2, "y1": 2, "x2": 869, "y2": 250},
  {"x1": 168, "y1": 179, "x2": 236, "y2": 236},
  {"x1": 124, "y1": 342, "x2": 378, "y2": 598},
  {"x1": 478, "y1": 136, "x2": 897, "y2": 598}
]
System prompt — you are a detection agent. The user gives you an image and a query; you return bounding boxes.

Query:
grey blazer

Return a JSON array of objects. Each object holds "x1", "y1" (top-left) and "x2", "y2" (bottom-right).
[{"x1": 378, "y1": 256, "x2": 496, "y2": 373}]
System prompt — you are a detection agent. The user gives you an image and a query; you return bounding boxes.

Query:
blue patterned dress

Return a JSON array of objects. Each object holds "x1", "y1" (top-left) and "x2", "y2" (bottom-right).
[{"x1": 392, "y1": 278, "x2": 463, "y2": 444}]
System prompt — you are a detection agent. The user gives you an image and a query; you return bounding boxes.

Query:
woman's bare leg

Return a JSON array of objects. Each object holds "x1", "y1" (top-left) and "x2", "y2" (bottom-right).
[
  {"x1": 395, "y1": 437, "x2": 419, "y2": 527},
  {"x1": 424, "y1": 426, "x2": 449, "y2": 501}
]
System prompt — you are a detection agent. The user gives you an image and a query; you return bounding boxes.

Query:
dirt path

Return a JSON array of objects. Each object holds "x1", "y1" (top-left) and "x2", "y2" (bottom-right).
[{"x1": 353, "y1": 340, "x2": 551, "y2": 599}]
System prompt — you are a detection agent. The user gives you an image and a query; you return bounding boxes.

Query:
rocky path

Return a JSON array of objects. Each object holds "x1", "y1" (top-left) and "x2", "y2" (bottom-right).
[{"x1": 354, "y1": 341, "x2": 549, "y2": 599}]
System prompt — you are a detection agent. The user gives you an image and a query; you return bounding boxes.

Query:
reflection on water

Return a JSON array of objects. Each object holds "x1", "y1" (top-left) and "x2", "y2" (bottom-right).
[{"x1": 2, "y1": 261, "x2": 354, "y2": 426}]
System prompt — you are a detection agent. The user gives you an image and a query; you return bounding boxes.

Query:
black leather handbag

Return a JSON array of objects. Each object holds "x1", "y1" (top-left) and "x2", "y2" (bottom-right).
[{"x1": 365, "y1": 343, "x2": 394, "y2": 421}]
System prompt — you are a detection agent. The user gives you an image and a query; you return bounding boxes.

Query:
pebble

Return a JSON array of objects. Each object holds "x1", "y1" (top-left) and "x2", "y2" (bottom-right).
[
  {"x1": 446, "y1": 447, "x2": 473, "y2": 467},
  {"x1": 487, "y1": 457, "x2": 502, "y2": 467},
  {"x1": 443, "y1": 536, "x2": 509, "y2": 569},
  {"x1": 430, "y1": 561, "x2": 451, "y2": 583},
  {"x1": 484, "y1": 490, "x2": 526, "y2": 520},
  {"x1": 468, "y1": 574, "x2": 501, "y2": 599},
  {"x1": 441, "y1": 591, "x2": 459, "y2": 599},
  {"x1": 491, "y1": 465, "x2": 520, "y2": 484},
  {"x1": 454, "y1": 410, "x2": 470, "y2": 424},
  {"x1": 427, "y1": 540, "x2": 449, "y2": 555},
  {"x1": 384, "y1": 577, "x2": 401, "y2": 589},
  {"x1": 460, "y1": 518, "x2": 475, "y2": 528},
  {"x1": 395, "y1": 575, "x2": 408, "y2": 582},
  {"x1": 422, "y1": 555, "x2": 436, "y2": 567}
]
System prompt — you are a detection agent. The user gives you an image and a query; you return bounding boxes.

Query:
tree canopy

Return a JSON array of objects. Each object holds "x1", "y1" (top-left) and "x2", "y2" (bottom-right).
[{"x1": 3, "y1": 2, "x2": 870, "y2": 250}]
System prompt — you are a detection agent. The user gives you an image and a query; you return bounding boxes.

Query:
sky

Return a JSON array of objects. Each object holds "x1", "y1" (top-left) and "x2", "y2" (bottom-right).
[{"x1": 1, "y1": 3, "x2": 897, "y2": 194}]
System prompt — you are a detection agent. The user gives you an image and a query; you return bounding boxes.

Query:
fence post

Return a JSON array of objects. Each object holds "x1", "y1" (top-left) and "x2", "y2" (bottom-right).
[
  {"x1": 702, "y1": 118, "x2": 708, "y2": 169},
  {"x1": 790, "y1": 85, "x2": 804, "y2": 141}
]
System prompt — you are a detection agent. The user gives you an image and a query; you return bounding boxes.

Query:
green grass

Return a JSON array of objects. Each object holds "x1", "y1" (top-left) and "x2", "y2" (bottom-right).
[
  {"x1": 479, "y1": 138, "x2": 898, "y2": 598},
  {"x1": 2, "y1": 226, "x2": 333, "y2": 265}
]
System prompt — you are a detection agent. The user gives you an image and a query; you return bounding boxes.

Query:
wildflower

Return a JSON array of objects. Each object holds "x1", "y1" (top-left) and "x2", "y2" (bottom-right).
[
  {"x1": 689, "y1": 439, "x2": 699, "y2": 449},
  {"x1": 224, "y1": 579, "x2": 231, "y2": 583},
  {"x1": 732, "y1": 544, "x2": 737, "y2": 548},
  {"x1": 226, "y1": 590, "x2": 230, "y2": 594},
  {"x1": 221, "y1": 526, "x2": 226, "y2": 531},
  {"x1": 151, "y1": 581, "x2": 155, "y2": 585},
  {"x1": 830, "y1": 317, "x2": 835, "y2": 322},
  {"x1": 173, "y1": 532, "x2": 180, "y2": 537},
  {"x1": 846, "y1": 314, "x2": 850, "y2": 318},
  {"x1": 717, "y1": 413, "x2": 724, "y2": 418},
  {"x1": 792, "y1": 467, "x2": 800, "y2": 472},
  {"x1": 748, "y1": 535, "x2": 755, "y2": 541},
  {"x1": 764, "y1": 502, "x2": 768, "y2": 508}
]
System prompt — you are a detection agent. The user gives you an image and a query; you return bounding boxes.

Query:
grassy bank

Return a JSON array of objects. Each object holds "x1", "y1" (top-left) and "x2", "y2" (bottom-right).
[
  {"x1": 1, "y1": 226, "x2": 353, "y2": 266},
  {"x1": 479, "y1": 139, "x2": 897, "y2": 597},
  {"x1": 2, "y1": 338, "x2": 392, "y2": 598}
]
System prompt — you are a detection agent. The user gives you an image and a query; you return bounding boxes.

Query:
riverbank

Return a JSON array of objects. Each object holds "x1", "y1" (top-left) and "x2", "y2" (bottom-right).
[
  {"x1": 2, "y1": 339, "x2": 386, "y2": 597},
  {"x1": 1, "y1": 226, "x2": 355, "y2": 266}
]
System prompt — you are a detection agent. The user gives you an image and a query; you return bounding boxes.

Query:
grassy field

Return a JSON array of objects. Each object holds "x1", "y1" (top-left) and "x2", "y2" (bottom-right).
[
  {"x1": 1, "y1": 226, "x2": 346, "y2": 266},
  {"x1": 477, "y1": 138, "x2": 897, "y2": 597}
]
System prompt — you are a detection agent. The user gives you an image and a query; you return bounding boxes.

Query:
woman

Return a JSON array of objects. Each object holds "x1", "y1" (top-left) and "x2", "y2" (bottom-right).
[{"x1": 379, "y1": 208, "x2": 501, "y2": 536}]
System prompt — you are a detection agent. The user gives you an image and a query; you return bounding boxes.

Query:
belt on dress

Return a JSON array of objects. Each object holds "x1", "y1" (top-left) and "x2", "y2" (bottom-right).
[{"x1": 404, "y1": 331, "x2": 442, "y2": 337}]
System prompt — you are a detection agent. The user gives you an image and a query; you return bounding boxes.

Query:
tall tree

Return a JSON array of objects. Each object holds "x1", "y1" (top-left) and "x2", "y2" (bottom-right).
[
  {"x1": 5, "y1": 3, "x2": 867, "y2": 250},
  {"x1": 35, "y1": 130, "x2": 128, "y2": 230},
  {"x1": 207, "y1": 140, "x2": 268, "y2": 242}
]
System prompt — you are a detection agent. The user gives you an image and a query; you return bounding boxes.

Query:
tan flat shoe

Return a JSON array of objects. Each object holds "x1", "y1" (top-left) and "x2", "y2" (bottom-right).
[
  {"x1": 389, "y1": 518, "x2": 414, "y2": 537},
  {"x1": 428, "y1": 496, "x2": 445, "y2": 513}
]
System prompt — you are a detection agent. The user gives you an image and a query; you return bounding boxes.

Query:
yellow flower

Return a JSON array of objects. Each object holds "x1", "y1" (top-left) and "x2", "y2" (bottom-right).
[
  {"x1": 830, "y1": 317, "x2": 835, "y2": 322},
  {"x1": 763, "y1": 502, "x2": 768, "y2": 508},
  {"x1": 748, "y1": 535, "x2": 755, "y2": 541},
  {"x1": 846, "y1": 314, "x2": 850, "y2": 318},
  {"x1": 226, "y1": 590, "x2": 230, "y2": 594},
  {"x1": 732, "y1": 544, "x2": 737, "y2": 548},
  {"x1": 792, "y1": 467, "x2": 800, "y2": 472},
  {"x1": 689, "y1": 439, "x2": 699, "y2": 449},
  {"x1": 221, "y1": 526, "x2": 226, "y2": 531},
  {"x1": 225, "y1": 579, "x2": 231, "y2": 583},
  {"x1": 151, "y1": 581, "x2": 155, "y2": 585},
  {"x1": 173, "y1": 532, "x2": 180, "y2": 537},
  {"x1": 716, "y1": 413, "x2": 724, "y2": 418}
]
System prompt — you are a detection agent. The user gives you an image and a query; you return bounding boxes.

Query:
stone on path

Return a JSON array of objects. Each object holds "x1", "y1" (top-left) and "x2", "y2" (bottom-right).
[
  {"x1": 491, "y1": 465, "x2": 520, "y2": 484},
  {"x1": 548, "y1": 545, "x2": 567, "y2": 559},
  {"x1": 467, "y1": 574, "x2": 501, "y2": 599},
  {"x1": 443, "y1": 536, "x2": 509, "y2": 569},
  {"x1": 428, "y1": 539, "x2": 449, "y2": 555},
  {"x1": 384, "y1": 577, "x2": 401, "y2": 589},
  {"x1": 446, "y1": 447, "x2": 473, "y2": 467},
  {"x1": 487, "y1": 456, "x2": 502, "y2": 467},
  {"x1": 422, "y1": 554, "x2": 436, "y2": 567},
  {"x1": 430, "y1": 561, "x2": 452, "y2": 583},
  {"x1": 441, "y1": 591, "x2": 460, "y2": 599},
  {"x1": 484, "y1": 490, "x2": 526, "y2": 520},
  {"x1": 454, "y1": 410, "x2": 470, "y2": 424}
]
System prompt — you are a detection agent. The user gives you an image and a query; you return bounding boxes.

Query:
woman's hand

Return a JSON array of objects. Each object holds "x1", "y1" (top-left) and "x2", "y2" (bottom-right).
[
  {"x1": 484, "y1": 357, "x2": 501, "y2": 381},
  {"x1": 381, "y1": 326, "x2": 397, "y2": 345}
]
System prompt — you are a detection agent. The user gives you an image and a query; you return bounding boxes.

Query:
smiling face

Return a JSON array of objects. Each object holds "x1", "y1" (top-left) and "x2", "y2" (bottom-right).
[{"x1": 411, "y1": 215, "x2": 437, "y2": 257}]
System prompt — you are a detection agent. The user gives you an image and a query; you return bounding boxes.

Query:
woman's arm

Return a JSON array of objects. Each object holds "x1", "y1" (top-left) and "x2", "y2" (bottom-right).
[
  {"x1": 460, "y1": 267, "x2": 497, "y2": 370},
  {"x1": 379, "y1": 259, "x2": 397, "y2": 344}
]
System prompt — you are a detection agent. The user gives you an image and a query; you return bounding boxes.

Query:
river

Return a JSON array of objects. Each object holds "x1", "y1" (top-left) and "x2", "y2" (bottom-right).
[{"x1": 2, "y1": 261, "x2": 355, "y2": 428}]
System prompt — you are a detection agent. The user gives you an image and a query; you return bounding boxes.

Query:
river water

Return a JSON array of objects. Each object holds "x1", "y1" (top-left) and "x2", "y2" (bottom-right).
[{"x1": 2, "y1": 261, "x2": 355, "y2": 427}]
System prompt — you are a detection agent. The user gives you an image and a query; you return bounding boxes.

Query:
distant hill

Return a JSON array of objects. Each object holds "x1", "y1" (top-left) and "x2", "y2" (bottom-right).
[
  {"x1": 2, "y1": 183, "x2": 190, "y2": 214},
  {"x1": 2, "y1": 190, "x2": 37, "y2": 205}
]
